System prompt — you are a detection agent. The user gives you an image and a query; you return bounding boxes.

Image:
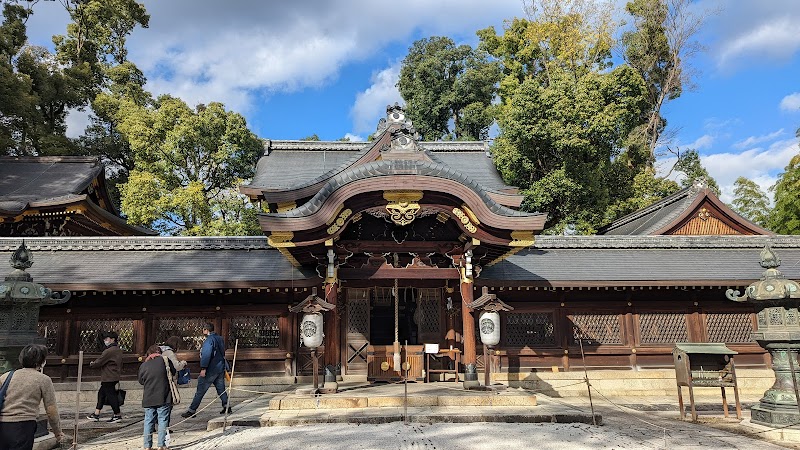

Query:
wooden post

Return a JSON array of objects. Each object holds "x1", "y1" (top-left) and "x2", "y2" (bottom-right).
[
  {"x1": 324, "y1": 281, "x2": 340, "y2": 369},
  {"x1": 483, "y1": 344, "x2": 490, "y2": 386},
  {"x1": 461, "y1": 280, "x2": 476, "y2": 366}
]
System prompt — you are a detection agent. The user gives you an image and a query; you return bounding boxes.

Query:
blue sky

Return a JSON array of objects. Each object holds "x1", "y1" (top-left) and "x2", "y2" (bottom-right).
[{"x1": 24, "y1": 0, "x2": 800, "y2": 203}]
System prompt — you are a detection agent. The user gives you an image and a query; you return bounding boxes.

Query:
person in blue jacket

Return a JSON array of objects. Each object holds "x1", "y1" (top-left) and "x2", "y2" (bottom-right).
[{"x1": 180, "y1": 323, "x2": 232, "y2": 418}]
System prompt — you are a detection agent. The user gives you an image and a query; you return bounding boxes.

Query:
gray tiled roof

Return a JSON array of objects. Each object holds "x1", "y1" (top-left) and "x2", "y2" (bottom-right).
[
  {"x1": 246, "y1": 140, "x2": 515, "y2": 193},
  {"x1": 0, "y1": 157, "x2": 102, "y2": 214},
  {"x1": 271, "y1": 159, "x2": 537, "y2": 219},
  {"x1": 598, "y1": 186, "x2": 697, "y2": 235},
  {"x1": 3, "y1": 235, "x2": 798, "y2": 288},
  {"x1": 0, "y1": 237, "x2": 314, "y2": 288},
  {"x1": 481, "y1": 235, "x2": 800, "y2": 284}
]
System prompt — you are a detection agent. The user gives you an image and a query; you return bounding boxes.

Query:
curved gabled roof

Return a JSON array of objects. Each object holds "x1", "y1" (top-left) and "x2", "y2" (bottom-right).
[
  {"x1": 269, "y1": 158, "x2": 537, "y2": 220},
  {"x1": 241, "y1": 139, "x2": 519, "y2": 200}
]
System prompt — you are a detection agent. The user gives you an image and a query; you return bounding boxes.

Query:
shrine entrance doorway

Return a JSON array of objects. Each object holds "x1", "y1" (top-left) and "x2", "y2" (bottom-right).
[{"x1": 344, "y1": 286, "x2": 446, "y2": 379}]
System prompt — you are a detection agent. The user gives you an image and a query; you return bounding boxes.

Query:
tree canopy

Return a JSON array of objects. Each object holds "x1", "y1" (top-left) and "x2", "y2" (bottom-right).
[
  {"x1": 398, "y1": 36, "x2": 500, "y2": 141},
  {"x1": 117, "y1": 96, "x2": 264, "y2": 235}
]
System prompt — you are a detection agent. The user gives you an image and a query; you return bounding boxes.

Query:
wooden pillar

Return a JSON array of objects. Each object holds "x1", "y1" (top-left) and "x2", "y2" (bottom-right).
[
  {"x1": 461, "y1": 280, "x2": 476, "y2": 366},
  {"x1": 323, "y1": 281, "x2": 340, "y2": 368}
]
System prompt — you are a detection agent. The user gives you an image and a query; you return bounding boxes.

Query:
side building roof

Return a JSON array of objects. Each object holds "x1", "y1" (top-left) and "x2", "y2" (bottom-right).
[
  {"x1": 2, "y1": 235, "x2": 799, "y2": 291},
  {"x1": 598, "y1": 181, "x2": 771, "y2": 236}
]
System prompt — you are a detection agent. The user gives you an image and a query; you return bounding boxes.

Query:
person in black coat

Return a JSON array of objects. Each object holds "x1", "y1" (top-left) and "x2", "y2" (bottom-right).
[{"x1": 138, "y1": 345, "x2": 175, "y2": 450}]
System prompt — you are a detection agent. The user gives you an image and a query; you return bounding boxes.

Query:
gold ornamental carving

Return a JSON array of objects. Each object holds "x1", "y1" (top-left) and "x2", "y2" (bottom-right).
[
  {"x1": 267, "y1": 231, "x2": 295, "y2": 248},
  {"x1": 384, "y1": 191, "x2": 423, "y2": 226},
  {"x1": 452, "y1": 207, "x2": 477, "y2": 233},
  {"x1": 698, "y1": 207, "x2": 711, "y2": 221},
  {"x1": 327, "y1": 208, "x2": 353, "y2": 235},
  {"x1": 509, "y1": 231, "x2": 536, "y2": 247}
]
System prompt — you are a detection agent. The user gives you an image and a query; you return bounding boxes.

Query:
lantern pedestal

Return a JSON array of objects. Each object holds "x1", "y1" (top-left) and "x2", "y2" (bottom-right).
[
  {"x1": 726, "y1": 246, "x2": 800, "y2": 428},
  {"x1": 750, "y1": 339, "x2": 800, "y2": 427}
]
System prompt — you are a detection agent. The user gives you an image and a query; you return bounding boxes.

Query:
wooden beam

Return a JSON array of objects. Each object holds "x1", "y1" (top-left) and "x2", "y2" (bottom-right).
[{"x1": 337, "y1": 267, "x2": 460, "y2": 280}]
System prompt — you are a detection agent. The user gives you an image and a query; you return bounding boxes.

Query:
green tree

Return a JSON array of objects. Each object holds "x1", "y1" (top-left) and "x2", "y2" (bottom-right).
[
  {"x1": 672, "y1": 149, "x2": 719, "y2": 194},
  {"x1": 0, "y1": 3, "x2": 36, "y2": 155},
  {"x1": 398, "y1": 36, "x2": 500, "y2": 140},
  {"x1": 117, "y1": 96, "x2": 263, "y2": 235},
  {"x1": 605, "y1": 167, "x2": 680, "y2": 223},
  {"x1": 622, "y1": 0, "x2": 705, "y2": 159},
  {"x1": 731, "y1": 176, "x2": 771, "y2": 227},
  {"x1": 770, "y1": 132, "x2": 800, "y2": 234},
  {"x1": 479, "y1": 1, "x2": 651, "y2": 231}
]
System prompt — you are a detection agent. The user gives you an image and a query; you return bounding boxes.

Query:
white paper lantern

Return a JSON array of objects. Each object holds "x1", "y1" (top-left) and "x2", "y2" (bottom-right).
[
  {"x1": 479, "y1": 311, "x2": 501, "y2": 346},
  {"x1": 300, "y1": 312, "x2": 324, "y2": 348}
]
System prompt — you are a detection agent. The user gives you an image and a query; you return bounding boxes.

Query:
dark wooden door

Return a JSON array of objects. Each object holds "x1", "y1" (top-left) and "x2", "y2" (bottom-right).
[{"x1": 345, "y1": 288, "x2": 370, "y2": 375}]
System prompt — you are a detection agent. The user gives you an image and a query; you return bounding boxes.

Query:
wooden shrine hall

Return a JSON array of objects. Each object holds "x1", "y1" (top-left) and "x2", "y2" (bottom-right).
[{"x1": 1, "y1": 105, "x2": 799, "y2": 384}]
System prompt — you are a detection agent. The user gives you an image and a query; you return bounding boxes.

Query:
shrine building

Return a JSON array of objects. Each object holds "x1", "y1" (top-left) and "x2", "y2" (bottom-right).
[{"x1": 1, "y1": 105, "x2": 798, "y2": 385}]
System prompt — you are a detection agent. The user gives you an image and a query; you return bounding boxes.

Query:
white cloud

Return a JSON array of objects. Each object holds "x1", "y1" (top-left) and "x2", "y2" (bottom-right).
[
  {"x1": 343, "y1": 133, "x2": 365, "y2": 142},
  {"x1": 780, "y1": 93, "x2": 800, "y2": 112},
  {"x1": 702, "y1": 138, "x2": 797, "y2": 202},
  {"x1": 705, "y1": 1, "x2": 800, "y2": 69},
  {"x1": 688, "y1": 134, "x2": 714, "y2": 150},
  {"x1": 83, "y1": 0, "x2": 523, "y2": 114},
  {"x1": 657, "y1": 137, "x2": 798, "y2": 203},
  {"x1": 350, "y1": 63, "x2": 403, "y2": 134},
  {"x1": 733, "y1": 129, "x2": 785, "y2": 150}
]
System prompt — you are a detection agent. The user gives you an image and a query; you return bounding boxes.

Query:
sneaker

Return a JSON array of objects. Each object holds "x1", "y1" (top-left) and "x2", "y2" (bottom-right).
[
  {"x1": 86, "y1": 413, "x2": 101, "y2": 422},
  {"x1": 107, "y1": 415, "x2": 122, "y2": 423},
  {"x1": 180, "y1": 410, "x2": 196, "y2": 418},
  {"x1": 219, "y1": 406, "x2": 233, "y2": 415}
]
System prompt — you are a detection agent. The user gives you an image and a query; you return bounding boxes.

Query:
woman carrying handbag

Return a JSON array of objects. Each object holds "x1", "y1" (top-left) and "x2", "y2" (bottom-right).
[{"x1": 138, "y1": 345, "x2": 177, "y2": 450}]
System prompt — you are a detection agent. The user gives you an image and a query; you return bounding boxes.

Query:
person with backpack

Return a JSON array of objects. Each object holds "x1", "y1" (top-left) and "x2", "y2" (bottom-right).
[
  {"x1": 139, "y1": 344, "x2": 176, "y2": 450},
  {"x1": 0, "y1": 344, "x2": 65, "y2": 450},
  {"x1": 87, "y1": 331, "x2": 124, "y2": 423},
  {"x1": 180, "y1": 323, "x2": 231, "y2": 418}
]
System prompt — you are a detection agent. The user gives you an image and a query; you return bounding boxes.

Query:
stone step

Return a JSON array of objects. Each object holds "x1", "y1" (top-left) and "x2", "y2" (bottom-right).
[{"x1": 268, "y1": 393, "x2": 537, "y2": 410}]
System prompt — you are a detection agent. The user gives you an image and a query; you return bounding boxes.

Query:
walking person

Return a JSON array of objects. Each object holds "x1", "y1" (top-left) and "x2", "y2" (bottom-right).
[
  {"x1": 181, "y1": 323, "x2": 231, "y2": 418},
  {"x1": 139, "y1": 345, "x2": 175, "y2": 450},
  {"x1": 159, "y1": 336, "x2": 187, "y2": 374},
  {"x1": 0, "y1": 344, "x2": 65, "y2": 450},
  {"x1": 87, "y1": 331, "x2": 124, "y2": 423}
]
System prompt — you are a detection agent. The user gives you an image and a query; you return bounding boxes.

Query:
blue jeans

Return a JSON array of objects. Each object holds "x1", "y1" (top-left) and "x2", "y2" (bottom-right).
[
  {"x1": 188, "y1": 370, "x2": 228, "y2": 412},
  {"x1": 143, "y1": 404, "x2": 171, "y2": 448}
]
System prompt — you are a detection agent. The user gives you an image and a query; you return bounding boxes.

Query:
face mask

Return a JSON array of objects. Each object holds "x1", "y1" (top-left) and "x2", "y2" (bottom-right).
[
  {"x1": 104, "y1": 339, "x2": 113, "y2": 346},
  {"x1": 39, "y1": 360, "x2": 46, "y2": 372}
]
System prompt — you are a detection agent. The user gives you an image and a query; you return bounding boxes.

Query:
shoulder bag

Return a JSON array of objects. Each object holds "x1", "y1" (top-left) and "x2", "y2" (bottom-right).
[
  {"x1": 0, "y1": 370, "x2": 15, "y2": 412},
  {"x1": 162, "y1": 356, "x2": 181, "y2": 405}
]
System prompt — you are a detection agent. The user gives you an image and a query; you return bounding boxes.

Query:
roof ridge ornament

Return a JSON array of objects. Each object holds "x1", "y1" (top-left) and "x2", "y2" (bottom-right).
[{"x1": 375, "y1": 103, "x2": 421, "y2": 154}]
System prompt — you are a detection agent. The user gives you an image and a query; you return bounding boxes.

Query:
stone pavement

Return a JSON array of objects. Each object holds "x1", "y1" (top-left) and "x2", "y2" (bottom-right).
[{"x1": 53, "y1": 381, "x2": 800, "y2": 449}]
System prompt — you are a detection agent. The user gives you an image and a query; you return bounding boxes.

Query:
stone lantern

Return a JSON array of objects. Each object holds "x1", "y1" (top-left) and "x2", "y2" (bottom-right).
[
  {"x1": 0, "y1": 242, "x2": 71, "y2": 372},
  {"x1": 726, "y1": 245, "x2": 800, "y2": 426}
]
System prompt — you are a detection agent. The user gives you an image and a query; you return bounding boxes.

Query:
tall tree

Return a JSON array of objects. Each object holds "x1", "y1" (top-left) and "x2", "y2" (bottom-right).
[
  {"x1": 398, "y1": 36, "x2": 500, "y2": 141},
  {"x1": 770, "y1": 131, "x2": 800, "y2": 234},
  {"x1": 605, "y1": 167, "x2": 680, "y2": 223},
  {"x1": 479, "y1": 1, "x2": 651, "y2": 231},
  {"x1": 622, "y1": 0, "x2": 706, "y2": 160},
  {"x1": 117, "y1": 96, "x2": 263, "y2": 235},
  {"x1": 672, "y1": 148, "x2": 719, "y2": 194},
  {"x1": 731, "y1": 176, "x2": 771, "y2": 227}
]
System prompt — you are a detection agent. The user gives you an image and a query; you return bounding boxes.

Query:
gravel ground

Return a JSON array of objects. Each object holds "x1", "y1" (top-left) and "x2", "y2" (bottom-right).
[{"x1": 165, "y1": 420, "x2": 789, "y2": 450}]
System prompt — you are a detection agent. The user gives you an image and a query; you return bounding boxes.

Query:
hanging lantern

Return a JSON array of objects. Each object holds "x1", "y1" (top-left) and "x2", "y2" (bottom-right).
[
  {"x1": 479, "y1": 311, "x2": 501, "y2": 346},
  {"x1": 300, "y1": 312, "x2": 324, "y2": 348}
]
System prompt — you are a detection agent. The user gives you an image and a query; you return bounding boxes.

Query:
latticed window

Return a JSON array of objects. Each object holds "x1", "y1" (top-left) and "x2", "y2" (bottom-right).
[
  {"x1": 570, "y1": 313, "x2": 621, "y2": 345},
  {"x1": 229, "y1": 315, "x2": 280, "y2": 348},
  {"x1": 638, "y1": 312, "x2": 688, "y2": 344},
  {"x1": 417, "y1": 289, "x2": 441, "y2": 334},
  {"x1": 38, "y1": 320, "x2": 60, "y2": 354},
  {"x1": 506, "y1": 313, "x2": 556, "y2": 347},
  {"x1": 79, "y1": 319, "x2": 135, "y2": 353},
  {"x1": 706, "y1": 312, "x2": 754, "y2": 343},
  {"x1": 156, "y1": 317, "x2": 207, "y2": 351}
]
